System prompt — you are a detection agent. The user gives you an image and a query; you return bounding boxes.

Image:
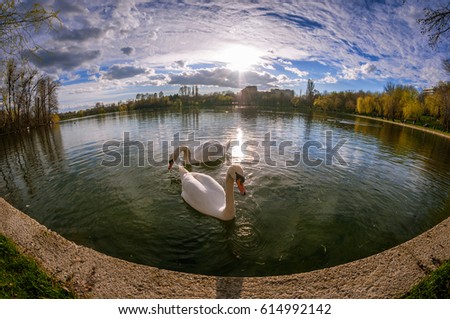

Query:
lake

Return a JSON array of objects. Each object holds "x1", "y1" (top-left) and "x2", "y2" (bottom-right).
[{"x1": 1, "y1": 108, "x2": 449, "y2": 276}]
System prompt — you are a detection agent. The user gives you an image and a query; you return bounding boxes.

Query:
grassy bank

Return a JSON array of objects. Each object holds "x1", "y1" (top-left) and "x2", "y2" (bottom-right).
[
  {"x1": 403, "y1": 259, "x2": 450, "y2": 298},
  {"x1": 0, "y1": 234, "x2": 74, "y2": 298},
  {"x1": 354, "y1": 114, "x2": 450, "y2": 139}
]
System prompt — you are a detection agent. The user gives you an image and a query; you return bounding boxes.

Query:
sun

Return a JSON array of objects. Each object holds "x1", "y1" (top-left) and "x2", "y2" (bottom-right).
[{"x1": 218, "y1": 44, "x2": 263, "y2": 71}]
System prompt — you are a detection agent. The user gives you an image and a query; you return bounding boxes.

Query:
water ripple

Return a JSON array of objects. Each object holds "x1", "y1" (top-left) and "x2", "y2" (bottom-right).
[{"x1": 229, "y1": 219, "x2": 265, "y2": 260}]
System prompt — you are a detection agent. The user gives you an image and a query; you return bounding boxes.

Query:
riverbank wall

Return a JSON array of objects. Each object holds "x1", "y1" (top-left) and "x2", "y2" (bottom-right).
[{"x1": 1, "y1": 197, "x2": 449, "y2": 298}]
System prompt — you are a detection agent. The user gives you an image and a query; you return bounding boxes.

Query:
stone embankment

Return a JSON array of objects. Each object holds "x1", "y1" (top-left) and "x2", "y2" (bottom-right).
[{"x1": 1, "y1": 198, "x2": 449, "y2": 298}]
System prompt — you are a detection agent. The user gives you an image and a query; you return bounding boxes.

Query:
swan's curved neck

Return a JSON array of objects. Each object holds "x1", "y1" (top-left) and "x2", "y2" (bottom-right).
[
  {"x1": 173, "y1": 146, "x2": 191, "y2": 164},
  {"x1": 222, "y1": 172, "x2": 235, "y2": 220}
]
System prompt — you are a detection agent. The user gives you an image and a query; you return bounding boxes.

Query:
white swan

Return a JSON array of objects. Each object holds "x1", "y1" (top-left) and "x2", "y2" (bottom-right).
[
  {"x1": 168, "y1": 140, "x2": 230, "y2": 169},
  {"x1": 178, "y1": 164, "x2": 246, "y2": 221}
]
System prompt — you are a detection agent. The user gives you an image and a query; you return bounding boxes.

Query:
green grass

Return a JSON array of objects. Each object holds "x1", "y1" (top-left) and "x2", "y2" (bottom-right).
[
  {"x1": 0, "y1": 234, "x2": 74, "y2": 299},
  {"x1": 403, "y1": 259, "x2": 450, "y2": 299}
]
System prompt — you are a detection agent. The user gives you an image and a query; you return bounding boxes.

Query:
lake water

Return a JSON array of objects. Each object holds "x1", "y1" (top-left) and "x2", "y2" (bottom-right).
[{"x1": 1, "y1": 108, "x2": 449, "y2": 276}]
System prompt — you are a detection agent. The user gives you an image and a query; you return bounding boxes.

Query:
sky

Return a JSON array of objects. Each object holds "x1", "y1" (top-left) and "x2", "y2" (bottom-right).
[{"x1": 21, "y1": 0, "x2": 450, "y2": 110}]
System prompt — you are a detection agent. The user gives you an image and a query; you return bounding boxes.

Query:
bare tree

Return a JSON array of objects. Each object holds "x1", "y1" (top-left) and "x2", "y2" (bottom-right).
[
  {"x1": 45, "y1": 76, "x2": 59, "y2": 119},
  {"x1": 1, "y1": 59, "x2": 59, "y2": 132},
  {"x1": 2, "y1": 59, "x2": 20, "y2": 130},
  {"x1": 384, "y1": 81, "x2": 395, "y2": 93},
  {"x1": 418, "y1": 4, "x2": 450, "y2": 48},
  {"x1": 443, "y1": 58, "x2": 450, "y2": 74},
  {"x1": 16, "y1": 65, "x2": 37, "y2": 127},
  {"x1": 416, "y1": 2, "x2": 450, "y2": 75},
  {"x1": 305, "y1": 79, "x2": 318, "y2": 107}
]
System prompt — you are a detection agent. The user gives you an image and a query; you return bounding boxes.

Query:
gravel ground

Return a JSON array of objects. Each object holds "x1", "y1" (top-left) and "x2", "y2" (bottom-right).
[{"x1": 1, "y1": 197, "x2": 449, "y2": 298}]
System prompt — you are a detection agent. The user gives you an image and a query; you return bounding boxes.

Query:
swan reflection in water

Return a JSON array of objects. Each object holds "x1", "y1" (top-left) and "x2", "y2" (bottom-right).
[{"x1": 168, "y1": 140, "x2": 231, "y2": 169}]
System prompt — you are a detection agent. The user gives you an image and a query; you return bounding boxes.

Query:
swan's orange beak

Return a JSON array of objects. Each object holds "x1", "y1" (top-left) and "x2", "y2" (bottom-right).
[
  {"x1": 168, "y1": 159, "x2": 174, "y2": 170},
  {"x1": 236, "y1": 179, "x2": 246, "y2": 196}
]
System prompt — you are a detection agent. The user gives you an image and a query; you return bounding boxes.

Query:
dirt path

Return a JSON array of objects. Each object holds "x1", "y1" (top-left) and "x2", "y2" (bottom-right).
[{"x1": 1, "y1": 198, "x2": 449, "y2": 298}]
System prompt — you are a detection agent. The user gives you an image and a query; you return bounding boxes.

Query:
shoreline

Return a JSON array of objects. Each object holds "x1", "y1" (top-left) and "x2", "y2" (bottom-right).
[
  {"x1": 1, "y1": 197, "x2": 449, "y2": 298},
  {"x1": 352, "y1": 114, "x2": 450, "y2": 139}
]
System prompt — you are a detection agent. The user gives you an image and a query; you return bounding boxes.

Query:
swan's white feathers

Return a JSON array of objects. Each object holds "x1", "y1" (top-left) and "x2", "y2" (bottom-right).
[
  {"x1": 178, "y1": 165, "x2": 189, "y2": 175},
  {"x1": 176, "y1": 164, "x2": 244, "y2": 220},
  {"x1": 180, "y1": 172, "x2": 226, "y2": 217}
]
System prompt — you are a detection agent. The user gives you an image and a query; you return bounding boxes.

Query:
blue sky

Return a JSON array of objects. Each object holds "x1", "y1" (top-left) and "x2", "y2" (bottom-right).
[{"x1": 24, "y1": 0, "x2": 450, "y2": 110}]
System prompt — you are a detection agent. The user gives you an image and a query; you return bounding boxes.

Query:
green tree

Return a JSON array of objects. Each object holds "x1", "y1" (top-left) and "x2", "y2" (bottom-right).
[
  {"x1": 313, "y1": 95, "x2": 330, "y2": 111},
  {"x1": 425, "y1": 82, "x2": 450, "y2": 131},
  {"x1": 356, "y1": 95, "x2": 378, "y2": 115},
  {"x1": 356, "y1": 96, "x2": 365, "y2": 114},
  {"x1": 381, "y1": 83, "x2": 402, "y2": 121},
  {"x1": 400, "y1": 86, "x2": 422, "y2": 121}
]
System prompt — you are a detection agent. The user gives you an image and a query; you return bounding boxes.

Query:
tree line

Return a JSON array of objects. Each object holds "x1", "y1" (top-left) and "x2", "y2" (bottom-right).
[
  {"x1": 59, "y1": 79, "x2": 450, "y2": 133},
  {"x1": 0, "y1": 59, "x2": 59, "y2": 134},
  {"x1": 58, "y1": 90, "x2": 237, "y2": 121},
  {"x1": 310, "y1": 81, "x2": 450, "y2": 132}
]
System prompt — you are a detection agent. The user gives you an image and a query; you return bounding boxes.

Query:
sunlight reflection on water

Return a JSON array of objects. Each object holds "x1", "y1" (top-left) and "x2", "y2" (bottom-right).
[{"x1": 232, "y1": 127, "x2": 245, "y2": 161}]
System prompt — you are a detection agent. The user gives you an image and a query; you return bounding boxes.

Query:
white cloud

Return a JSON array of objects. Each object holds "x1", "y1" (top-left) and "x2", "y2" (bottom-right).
[
  {"x1": 341, "y1": 67, "x2": 359, "y2": 80},
  {"x1": 340, "y1": 63, "x2": 378, "y2": 80},
  {"x1": 260, "y1": 63, "x2": 276, "y2": 71},
  {"x1": 318, "y1": 73, "x2": 338, "y2": 84},
  {"x1": 87, "y1": 65, "x2": 100, "y2": 75},
  {"x1": 130, "y1": 74, "x2": 170, "y2": 87},
  {"x1": 169, "y1": 60, "x2": 189, "y2": 70},
  {"x1": 277, "y1": 58, "x2": 292, "y2": 65},
  {"x1": 273, "y1": 74, "x2": 306, "y2": 87},
  {"x1": 168, "y1": 67, "x2": 279, "y2": 89},
  {"x1": 285, "y1": 66, "x2": 309, "y2": 77},
  {"x1": 62, "y1": 72, "x2": 81, "y2": 83},
  {"x1": 361, "y1": 63, "x2": 376, "y2": 75}
]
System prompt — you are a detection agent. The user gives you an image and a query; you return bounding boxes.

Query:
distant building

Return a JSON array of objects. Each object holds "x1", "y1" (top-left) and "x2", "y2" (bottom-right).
[
  {"x1": 241, "y1": 86, "x2": 258, "y2": 94},
  {"x1": 423, "y1": 87, "x2": 434, "y2": 95},
  {"x1": 239, "y1": 86, "x2": 258, "y2": 105}
]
